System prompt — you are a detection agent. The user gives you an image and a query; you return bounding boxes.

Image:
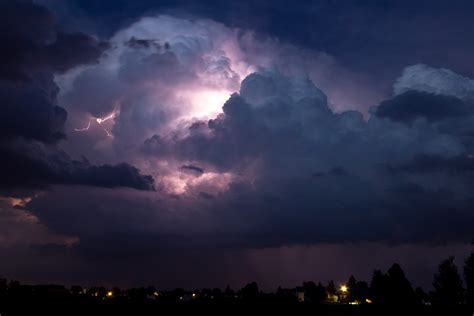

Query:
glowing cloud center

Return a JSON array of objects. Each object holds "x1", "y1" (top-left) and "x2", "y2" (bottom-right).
[
  {"x1": 178, "y1": 89, "x2": 232, "y2": 120},
  {"x1": 162, "y1": 171, "x2": 234, "y2": 195}
]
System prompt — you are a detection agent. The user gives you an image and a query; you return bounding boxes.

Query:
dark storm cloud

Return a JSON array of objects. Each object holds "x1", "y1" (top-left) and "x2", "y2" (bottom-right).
[
  {"x1": 0, "y1": 142, "x2": 154, "y2": 192},
  {"x1": 79, "y1": 163, "x2": 154, "y2": 190},
  {"x1": 125, "y1": 36, "x2": 162, "y2": 49},
  {"x1": 0, "y1": 0, "x2": 106, "y2": 142},
  {"x1": 4, "y1": 0, "x2": 473, "y2": 289},
  {"x1": 180, "y1": 164, "x2": 204, "y2": 175},
  {"x1": 0, "y1": 1, "x2": 107, "y2": 81},
  {"x1": 312, "y1": 167, "x2": 350, "y2": 178},
  {"x1": 42, "y1": 32, "x2": 109, "y2": 73},
  {"x1": 0, "y1": 0, "x2": 54, "y2": 81},
  {"x1": 41, "y1": 0, "x2": 474, "y2": 96},
  {"x1": 0, "y1": 82, "x2": 67, "y2": 143},
  {"x1": 374, "y1": 91, "x2": 471, "y2": 123},
  {"x1": 1, "y1": 29, "x2": 467, "y2": 260},
  {"x1": 393, "y1": 154, "x2": 474, "y2": 174},
  {"x1": 140, "y1": 68, "x2": 474, "y2": 246},
  {"x1": 0, "y1": 1, "x2": 153, "y2": 193},
  {"x1": 143, "y1": 70, "x2": 331, "y2": 172}
]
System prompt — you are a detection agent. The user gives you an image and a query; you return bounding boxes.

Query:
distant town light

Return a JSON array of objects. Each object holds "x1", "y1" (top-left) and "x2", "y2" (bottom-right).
[
  {"x1": 365, "y1": 298, "x2": 373, "y2": 304},
  {"x1": 107, "y1": 291, "x2": 113, "y2": 297},
  {"x1": 340, "y1": 285, "x2": 348, "y2": 293},
  {"x1": 192, "y1": 293, "x2": 196, "y2": 298}
]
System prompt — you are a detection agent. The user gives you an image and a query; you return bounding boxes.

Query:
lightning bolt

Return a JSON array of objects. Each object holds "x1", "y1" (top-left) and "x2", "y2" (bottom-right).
[
  {"x1": 75, "y1": 108, "x2": 119, "y2": 137},
  {"x1": 74, "y1": 119, "x2": 92, "y2": 132},
  {"x1": 103, "y1": 128, "x2": 113, "y2": 137}
]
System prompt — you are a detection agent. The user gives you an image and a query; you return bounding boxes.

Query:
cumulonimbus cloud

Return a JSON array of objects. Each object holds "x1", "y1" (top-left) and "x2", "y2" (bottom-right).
[
  {"x1": 3, "y1": 5, "x2": 474, "y2": 261},
  {"x1": 35, "y1": 62, "x2": 474, "y2": 251},
  {"x1": 0, "y1": 1, "x2": 154, "y2": 194},
  {"x1": 137, "y1": 66, "x2": 474, "y2": 247}
]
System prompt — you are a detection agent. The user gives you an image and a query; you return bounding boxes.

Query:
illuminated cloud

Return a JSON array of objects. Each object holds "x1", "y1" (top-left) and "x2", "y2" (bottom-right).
[
  {"x1": 2, "y1": 1, "x2": 474, "y2": 289},
  {"x1": 21, "y1": 63, "x2": 472, "y2": 263},
  {"x1": 394, "y1": 64, "x2": 474, "y2": 100},
  {"x1": 138, "y1": 66, "x2": 474, "y2": 247},
  {"x1": 4, "y1": 5, "x2": 474, "y2": 249},
  {"x1": 0, "y1": 197, "x2": 77, "y2": 247},
  {"x1": 0, "y1": 1, "x2": 154, "y2": 194},
  {"x1": 56, "y1": 14, "x2": 378, "y2": 161},
  {"x1": 56, "y1": 15, "x2": 253, "y2": 143}
]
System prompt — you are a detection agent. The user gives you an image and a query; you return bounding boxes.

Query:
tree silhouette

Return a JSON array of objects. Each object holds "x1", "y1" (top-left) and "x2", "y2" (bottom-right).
[
  {"x1": 414, "y1": 286, "x2": 429, "y2": 305},
  {"x1": 224, "y1": 285, "x2": 235, "y2": 298},
  {"x1": 355, "y1": 281, "x2": 369, "y2": 303},
  {"x1": 70, "y1": 285, "x2": 83, "y2": 295},
  {"x1": 369, "y1": 264, "x2": 415, "y2": 304},
  {"x1": 86, "y1": 287, "x2": 98, "y2": 297},
  {"x1": 97, "y1": 286, "x2": 107, "y2": 298},
  {"x1": 369, "y1": 269, "x2": 388, "y2": 304},
  {"x1": 431, "y1": 256, "x2": 464, "y2": 305},
  {"x1": 326, "y1": 280, "x2": 336, "y2": 296},
  {"x1": 326, "y1": 280, "x2": 337, "y2": 302},
  {"x1": 347, "y1": 276, "x2": 357, "y2": 301},
  {"x1": 111, "y1": 286, "x2": 122, "y2": 297},
  {"x1": 211, "y1": 287, "x2": 223, "y2": 300},
  {"x1": 385, "y1": 263, "x2": 415, "y2": 304},
  {"x1": 464, "y1": 252, "x2": 474, "y2": 305},
  {"x1": 0, "y1": 276, "x2": 7, "y2": 291},
  {"x1": 345, "y1": 275, "x2": 369, "y2": 303},
  {"x1": 240, "y1": 282, "x2": 259, "y2": 300},
  {"x1": 302, "y1": 281, "x2": 326, "y2": 303}
]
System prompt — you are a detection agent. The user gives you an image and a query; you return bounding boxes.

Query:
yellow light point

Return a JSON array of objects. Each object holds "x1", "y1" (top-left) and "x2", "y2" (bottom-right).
[
  {"x1": 340, "y1": 285, "x2": 348, "y2": 293},
  {"x1": 107, "y1": 291, "x2": 113, "y2": 297},
  {"x1": 365, "y1": 298, "x2": 373, "y2": 304},
  {"x1": 192, "y1": 293, "x2": 196, "y2": 298}
]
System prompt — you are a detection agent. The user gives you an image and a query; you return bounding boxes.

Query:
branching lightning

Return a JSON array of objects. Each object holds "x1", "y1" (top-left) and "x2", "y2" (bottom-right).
[
  {"x1": 74, "y1": 108, "x2": 119, "y2": 137},
  {"x1": 103, "y1": 128, "x2": 113, "y2": 137}
]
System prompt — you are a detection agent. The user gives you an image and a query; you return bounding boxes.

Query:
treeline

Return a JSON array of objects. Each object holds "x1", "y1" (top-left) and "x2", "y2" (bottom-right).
[{"x1": 0, "y1": 252, "x2": 473, "y2": 307}]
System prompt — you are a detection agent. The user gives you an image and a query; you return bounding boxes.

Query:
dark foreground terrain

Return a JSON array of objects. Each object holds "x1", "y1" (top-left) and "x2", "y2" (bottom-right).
[{"x1": 1, "y1": 295, "x2": 473, "y2": 316}]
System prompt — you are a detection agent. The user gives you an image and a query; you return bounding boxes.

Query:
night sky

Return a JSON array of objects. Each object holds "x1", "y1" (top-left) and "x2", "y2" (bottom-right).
[{"x1": 1, "y1": 0, "x2": 473, "y2": 290}]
